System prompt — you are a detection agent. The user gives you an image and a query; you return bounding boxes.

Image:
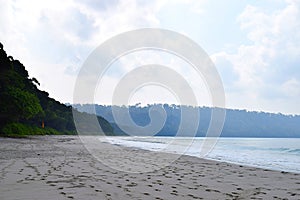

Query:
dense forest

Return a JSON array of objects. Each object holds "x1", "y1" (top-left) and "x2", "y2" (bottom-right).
[
  {"x1": 73, "y1": 104, "x2": 300, "y2": 138},
  {"x1": 0, "y1": 42, "x2": 113, "y2": 137},
  {"x1": 2, "y1": 40, "x2": 299, "y2": 138}
]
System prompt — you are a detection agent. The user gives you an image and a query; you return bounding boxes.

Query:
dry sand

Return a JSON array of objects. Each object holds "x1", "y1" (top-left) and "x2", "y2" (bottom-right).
[{"x1": 0, "y1": 136, "x2": 299, "y2": 200}]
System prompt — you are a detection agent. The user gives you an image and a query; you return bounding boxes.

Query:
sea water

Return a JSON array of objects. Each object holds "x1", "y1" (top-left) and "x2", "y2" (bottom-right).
[{"x1": 104, "y1": 137, "x2": 300, "y2": 173}]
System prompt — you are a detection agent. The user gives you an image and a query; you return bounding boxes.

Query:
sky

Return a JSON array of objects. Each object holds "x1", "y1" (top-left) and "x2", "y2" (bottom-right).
[{"x1": 0, "y1": 0, "x2": 300, "y2": 114}]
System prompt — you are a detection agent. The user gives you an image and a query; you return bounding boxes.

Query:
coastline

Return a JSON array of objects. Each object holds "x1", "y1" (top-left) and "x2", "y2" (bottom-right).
[{"x1": 0, "y1": 136, "x2": 299, "y2": 199}]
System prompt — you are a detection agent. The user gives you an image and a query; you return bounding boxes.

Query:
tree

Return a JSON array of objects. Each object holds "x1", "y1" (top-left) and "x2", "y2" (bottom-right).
[{"x1": 1, "y1": 87, "x2": 44, "y2": 122}]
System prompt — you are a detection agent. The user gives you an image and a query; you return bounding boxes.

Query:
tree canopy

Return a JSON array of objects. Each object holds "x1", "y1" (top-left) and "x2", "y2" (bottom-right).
[{"x1": 0, "y1": 42, "x2": 113, "y2": 136}]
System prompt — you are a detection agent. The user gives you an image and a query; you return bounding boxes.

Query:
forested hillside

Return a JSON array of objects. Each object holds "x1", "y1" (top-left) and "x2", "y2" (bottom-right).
[
  {"x1": 73, "y1": 104, "x2": 300, "y2": 138},
  {"x1": 0, "y1": 42, "x2": 113, "y2": 136}
]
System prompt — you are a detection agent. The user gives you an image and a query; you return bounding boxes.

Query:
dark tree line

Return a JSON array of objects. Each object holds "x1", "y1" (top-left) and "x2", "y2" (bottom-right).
[
  {"x1": 0, "y1": 42, "x2": 113, "y2": 136},
  {"x1": 73, "y1": 104, "x2": 300, "y2": 138}
]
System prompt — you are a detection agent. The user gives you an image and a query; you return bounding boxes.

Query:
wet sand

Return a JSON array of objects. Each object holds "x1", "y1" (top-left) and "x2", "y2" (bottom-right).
[{"x1": 0, "y1": 136, "x2": 299, "y2": 200}]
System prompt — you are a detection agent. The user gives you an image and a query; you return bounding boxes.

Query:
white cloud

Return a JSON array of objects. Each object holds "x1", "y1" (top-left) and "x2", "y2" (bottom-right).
[
  {"x1": 94, "y1": 50, "x2": 211, "y2": 106},
  {"x1": 212, "y1": 0, "x2": 300, "y2": 114},
  {"x1": 0, "y1": 0, "x2": 161, "y2": 103},
  {"x1": 280, "y1": 78, "x2": 300, "y2": 97},
  {"x1": 1, "y1": 0, "x2": 300, "y2": 114}
]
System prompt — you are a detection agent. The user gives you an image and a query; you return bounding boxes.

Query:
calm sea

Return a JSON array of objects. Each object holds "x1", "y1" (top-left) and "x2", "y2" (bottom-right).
[{"x1": 103, "y1": 137, "x2": 300, "y2": 173}]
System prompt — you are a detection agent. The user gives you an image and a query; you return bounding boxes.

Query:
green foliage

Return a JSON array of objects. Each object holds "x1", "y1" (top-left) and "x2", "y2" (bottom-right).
[
  {"x1": 1, "y1": 122, "x2": 61, "y2": 137},
  {"x1": 3, "y1": 87, "x2": 44, "y2": 121},
  {"x1": 72, "y1": 110, "x2": 113, "y2": 135},
  {"x1": 2, "y1": 123, "x2": 31, "y2": 136},
  {"x1": 0, "y1": 42, "x2": 113, "y2": 136}
]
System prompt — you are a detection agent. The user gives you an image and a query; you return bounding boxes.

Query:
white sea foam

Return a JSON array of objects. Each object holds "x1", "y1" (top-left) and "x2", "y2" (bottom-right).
[{"x1": 102, "y1": 137, "x2": 300, "y2": 173}]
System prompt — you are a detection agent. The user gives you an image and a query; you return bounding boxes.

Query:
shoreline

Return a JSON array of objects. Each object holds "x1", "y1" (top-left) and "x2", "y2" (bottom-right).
[
  {"x1": 99, "y1": 136, "x2": 300, "y2": 174},
  {"x1": 0, "y1": 135, "x2": 299, "y2": 199}
]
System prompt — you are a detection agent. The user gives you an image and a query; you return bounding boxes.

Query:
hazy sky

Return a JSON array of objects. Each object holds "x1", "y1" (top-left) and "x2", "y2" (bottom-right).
[{"x1": 1, "y1": 0, "x2": 300, "y2": 114}]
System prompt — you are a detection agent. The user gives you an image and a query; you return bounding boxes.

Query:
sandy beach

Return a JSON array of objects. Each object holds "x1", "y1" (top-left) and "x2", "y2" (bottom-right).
[{"x1": 0, "y1": 136, "x2": 299, "y2": 200}]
